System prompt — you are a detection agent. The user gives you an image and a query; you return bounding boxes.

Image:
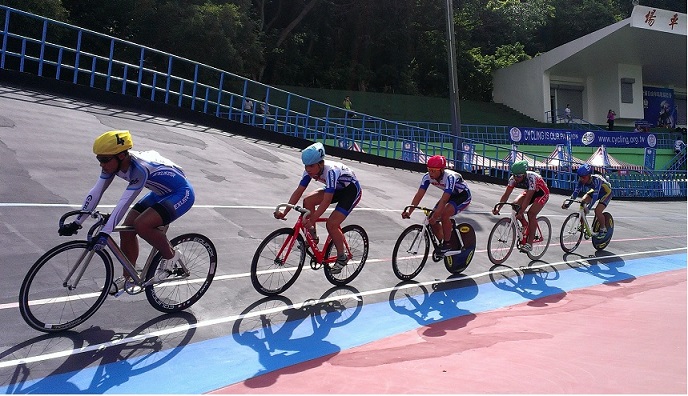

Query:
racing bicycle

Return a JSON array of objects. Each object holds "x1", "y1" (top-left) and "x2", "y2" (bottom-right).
[
  {"x1": 250, "y1": 203, "x2": 369, "y2": 296},
  {"x1": 560, "y1": 198, "x2": 614, "y2": 253},
  {"x1": 18, "y1": 210, "x2": 217, "y2": 333},
  {"x1": 487, "y1": 202, "x2": 552, "y2": 264},
  {"x1": 391, "y1": 205, "x2": 476, "y2": 281}
]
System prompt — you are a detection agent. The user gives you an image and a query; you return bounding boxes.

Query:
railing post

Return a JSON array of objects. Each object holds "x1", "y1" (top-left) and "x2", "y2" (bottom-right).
[
  {"x1": 73, "y1": 30, "x2": 82, "y2": 84},
  {"x1": 137, "y1": 47, "x2": 144, "y2": 98},
  {"x1": 106, "y1": 39, "x2": 114, "y2": 91},
  {"x1": 165, "y1": 56, "x2": 173, "y2": 104},
  {"x1": 1, "y1": 9, "x2": 9, "y2": 69},
  {"x1": 38, "y1": 20, "x2": 47, "y2": 76}
]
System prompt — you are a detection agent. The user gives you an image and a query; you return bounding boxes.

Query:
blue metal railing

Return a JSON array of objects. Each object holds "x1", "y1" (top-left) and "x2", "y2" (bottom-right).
[{"x1": 0, "y1": 5, "x2": 684, "y2": 198}]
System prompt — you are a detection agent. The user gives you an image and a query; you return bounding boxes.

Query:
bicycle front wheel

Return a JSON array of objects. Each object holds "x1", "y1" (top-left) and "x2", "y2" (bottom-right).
[
  {"x1": 324, "y1": 225, "x2": 369, "y2": 285},
  {"x1": 487, "y1": 218, "x2": 516, "y2": 265},
  {"x1": 145, "y1": 233, "x2": 217, "y2": 313},
  {"x1": 392, "y1": 224, "x2": 429, "y2": 281},
  {"x1": 560, "y1": 213, "x2": 583, "y2": 253},
  {"x1": 527, "y1": 216, "x2": 552, "y2": 260},
  {"x1": 19, "y1": 241, "x2": 114, "y2": 332},
  {"x1": 251, "y1": 228, "x2": 306, "y2": 296}
]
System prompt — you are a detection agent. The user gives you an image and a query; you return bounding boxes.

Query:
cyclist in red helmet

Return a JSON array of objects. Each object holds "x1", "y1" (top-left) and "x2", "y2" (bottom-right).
[{"x1": 402, "y1": 155, "x2": 471, "y2": 256}]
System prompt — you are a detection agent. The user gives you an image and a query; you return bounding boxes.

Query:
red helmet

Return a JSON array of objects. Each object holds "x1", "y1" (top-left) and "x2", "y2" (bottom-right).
[{"x1": 427, "y1": 155, "x2": 447, "y2": 169}]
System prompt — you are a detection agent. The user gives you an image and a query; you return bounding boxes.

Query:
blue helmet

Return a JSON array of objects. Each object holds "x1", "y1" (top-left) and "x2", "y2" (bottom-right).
[
  {"x1": 301, "y1": 142, "x2": 325, "y2": 165},
  {"x1": 577, "y1": 163, "x2": 593, "y2": 177}
]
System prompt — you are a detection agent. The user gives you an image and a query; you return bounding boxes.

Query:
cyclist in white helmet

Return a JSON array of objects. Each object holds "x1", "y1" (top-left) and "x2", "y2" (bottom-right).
[{"x1": 274, "y1": 142, "x2": 362, "y2": 274}]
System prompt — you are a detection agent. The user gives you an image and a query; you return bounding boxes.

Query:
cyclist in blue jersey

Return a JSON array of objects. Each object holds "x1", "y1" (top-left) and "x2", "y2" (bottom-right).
[
  {"x1": 562, "y1": 163, "x2": 612, "y2": 237},
  {"x1": 274, "y1": 142, "x2": 362, "y2": 274},
  {"x1": 58, "y1": 130, "x2": 195, "y2": 293},
  {"x1": 402, "y1": 155, "x2": 471, "y2": 256}
]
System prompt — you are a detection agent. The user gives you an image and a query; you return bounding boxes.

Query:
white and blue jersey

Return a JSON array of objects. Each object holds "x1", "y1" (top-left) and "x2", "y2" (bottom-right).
[
  {"x1": 299, "y1": 160, "x2": 361, "y2": 215},
  {"x1": 419, "y1": 169, "x2": 470, "y2": 196},
  {"x1": 299, "y1": 160, "x2": 359, "y2": 193},
  {"x1": 77, "y1": 150, "x2": 194, "y2": 234}
]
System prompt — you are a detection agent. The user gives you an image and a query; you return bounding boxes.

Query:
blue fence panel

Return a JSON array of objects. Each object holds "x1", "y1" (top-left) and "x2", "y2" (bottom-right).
[{"x1": 0, "y1": 5, "x2": 684, "y2": 199}]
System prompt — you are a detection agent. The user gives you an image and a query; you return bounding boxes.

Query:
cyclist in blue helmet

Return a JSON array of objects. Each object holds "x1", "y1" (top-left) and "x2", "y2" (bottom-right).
[
  {"x1": 274, "y1": 142, "x2": 362, "y2": 274},
  {"x1": 562, "y1": 163, "x2": 613, "y2": 237}
]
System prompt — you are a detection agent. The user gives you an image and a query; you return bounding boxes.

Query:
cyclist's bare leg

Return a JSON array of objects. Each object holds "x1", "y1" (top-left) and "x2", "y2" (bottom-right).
[
  {"x1": 439, "y1": 203, "x2": 457, "y2": 244},
  {"x1": 431, "y1": 222, "x2": 443, "y2": 242},
  {"x1": 326, "y1": 211, "x2": 346, "y2": 255},
  {"x1": 525, "y1": 201, "x2": 545, "y2": 244},
  {"x1": 133, "y1": 208, "x2": 174, "y2": 260},
  {"x1": 594, "y1": 202, "x2": 607, "y2": 229},
  {"x1": 120, "y1": 209, "x2": 142, "y2": 277},
  {"x1": 302, "y1": 190, "x2": 324, "y2": 240},
  {"x1": 513, "y1": 195, "x2": 529, "y2": 229}
]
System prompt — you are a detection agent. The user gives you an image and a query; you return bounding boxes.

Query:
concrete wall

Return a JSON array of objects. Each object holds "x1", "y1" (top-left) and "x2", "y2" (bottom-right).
[{"x1": 493, "y1": 58, "x2": 547, "y2": 123}]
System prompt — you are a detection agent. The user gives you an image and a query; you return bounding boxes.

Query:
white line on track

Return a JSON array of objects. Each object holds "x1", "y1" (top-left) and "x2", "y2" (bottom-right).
[{"x1": 0, "y1": 246, "x2": 685, "y2": 369}]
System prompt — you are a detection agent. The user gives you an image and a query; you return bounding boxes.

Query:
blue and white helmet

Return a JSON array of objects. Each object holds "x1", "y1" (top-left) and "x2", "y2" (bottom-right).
[
  {"x1": 301, "y1": 142, "x2": 325, "y2": 165},
  {"x1": 576, "y1": 163, "x2": 593, "y2": 177}
]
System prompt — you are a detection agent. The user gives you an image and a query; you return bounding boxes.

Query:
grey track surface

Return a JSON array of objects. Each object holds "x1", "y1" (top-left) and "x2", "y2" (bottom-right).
[{"x1": 0, "y1": 84, "x2": 685, "y2": 387}]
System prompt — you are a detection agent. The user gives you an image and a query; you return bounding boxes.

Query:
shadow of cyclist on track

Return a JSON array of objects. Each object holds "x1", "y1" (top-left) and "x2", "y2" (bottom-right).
[
  {"x1": 1, "y1": 312, "x2": 197, "y2": 394},
  {"x1": 231, "y1": 286, "x2": 363, "y2": 388},
  {"x1": 388, "y1": 277, "x2": 478, "y2": 337},
  {"x1": 563, "y1": 250, "x2": 634, "y2": 285},
  {"x1": 489, "y1": 261, "x2": 567, "y2": 306}
]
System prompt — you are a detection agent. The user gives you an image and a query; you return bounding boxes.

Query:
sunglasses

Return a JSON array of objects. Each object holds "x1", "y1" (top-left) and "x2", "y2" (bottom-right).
[
  {"x1": 96, "y1": 155, "x2": 115, "y2": 164},
  {"x1": 427, "y1": 167, "x2": 442, "y2": 172}
]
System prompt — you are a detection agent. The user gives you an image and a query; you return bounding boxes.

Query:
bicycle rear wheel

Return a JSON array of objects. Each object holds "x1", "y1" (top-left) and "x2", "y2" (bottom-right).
[
  {"x1": 487, "y1": 218, "x2": 516, "y2": 265},
  {"x1": 527, "y1": 216, "x2": 551, "y2": 260},
  {"x1": 250, "y1": 228, "x2": 306, "y2": 295},
  {"x1": 324, "y1": 224, "x2": 369, "y2": 285},
  {"x1": 145, "y1": 233, "x2": 217, "y2": 313},
  {"x1": 392, "y1": 224, "x2": 429, "y2": 281},
  {"x1": 19, "y1": 241, "x2": 114, "y2": 332},
  {"x1": 560, "y1": 213, "x2": 584, "y2": 253}
]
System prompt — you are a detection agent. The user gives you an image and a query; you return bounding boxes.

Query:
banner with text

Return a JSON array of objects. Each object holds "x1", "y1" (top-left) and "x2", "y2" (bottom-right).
[
  {"x1": 509, "y1": 127, "x2": 658, "y2": 148},
  {"x1": 643, "y1": 86, "x2": 675, "y2": 128}
]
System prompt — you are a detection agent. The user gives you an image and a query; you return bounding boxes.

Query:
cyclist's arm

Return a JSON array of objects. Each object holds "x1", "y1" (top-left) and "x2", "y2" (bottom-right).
[
  {"x1": 281, "y1": 184, "x2": 308, "y2": 217},
  {"x1": 101, "y1": 183, "x2": 144, "y2": 234},
  {"x1": 570, "y1": 182, "x2": 582, "y2": 200},
  {"x1": 74, "y1": 173, "x2": 115, "y2": 225}
]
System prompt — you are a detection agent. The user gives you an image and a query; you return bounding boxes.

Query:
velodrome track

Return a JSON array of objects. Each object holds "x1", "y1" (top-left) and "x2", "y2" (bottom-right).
[{"x1": 0, "y1": 84, "x2": 685, "y2": 393}]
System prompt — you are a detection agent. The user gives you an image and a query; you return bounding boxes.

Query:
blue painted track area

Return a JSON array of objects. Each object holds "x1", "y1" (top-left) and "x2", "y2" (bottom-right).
[{"x1": 2, "y1": 251, "x2": 684, "y2": 394}]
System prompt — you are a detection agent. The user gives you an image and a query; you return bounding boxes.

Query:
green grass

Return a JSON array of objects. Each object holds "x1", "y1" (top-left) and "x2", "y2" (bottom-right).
[{"x1": 279, "y1": 86, "x2": 549, "y2": 127}]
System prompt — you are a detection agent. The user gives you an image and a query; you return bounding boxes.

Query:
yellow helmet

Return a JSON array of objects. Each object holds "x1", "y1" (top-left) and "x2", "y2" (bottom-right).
[{"x1": 93, "y1": 130, "x2": 133, "y2": 155}]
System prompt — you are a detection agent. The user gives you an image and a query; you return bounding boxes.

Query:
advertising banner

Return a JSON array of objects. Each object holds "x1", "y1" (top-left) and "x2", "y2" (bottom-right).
[
  {"x1": 461, "y1": 143, "x2": 475, "y2": 172},
  {"x1": 644, "y1": 147, "x2": 656, "y2": 170},
  {"x1": 643, "y1": 86, "x2": 675, "y2": 128},
  {"x1": 509, "y1": 127, "x2": 658, "y2": 148},
  {"x1": 401, "y1": 141, "x2": 426, "y2": 163}
]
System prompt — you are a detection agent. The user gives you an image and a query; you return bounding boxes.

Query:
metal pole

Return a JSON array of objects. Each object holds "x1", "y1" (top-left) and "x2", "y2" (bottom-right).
[{"x1": 445, "y1": 0, "x2": 461, "y2": 136}]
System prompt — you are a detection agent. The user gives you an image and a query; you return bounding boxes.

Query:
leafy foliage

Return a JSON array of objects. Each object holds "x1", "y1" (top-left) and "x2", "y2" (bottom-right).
[{"x1": 1, "y1": 0, "x2": 684, "y2": 100}]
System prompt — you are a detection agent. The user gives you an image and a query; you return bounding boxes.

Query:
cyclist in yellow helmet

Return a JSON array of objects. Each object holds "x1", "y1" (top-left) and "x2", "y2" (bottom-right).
[
  {"x1": 492, "y1": 160, "x2": 550, "y2": 252},
  {"x1": 59, "y1": 130, "x2": 195, "y2": 294}
]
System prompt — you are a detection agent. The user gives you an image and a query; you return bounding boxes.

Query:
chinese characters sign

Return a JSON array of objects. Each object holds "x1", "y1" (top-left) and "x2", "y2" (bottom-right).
[{"x1": 632, "y1": 5, "x2": 687, "y2": 35}]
